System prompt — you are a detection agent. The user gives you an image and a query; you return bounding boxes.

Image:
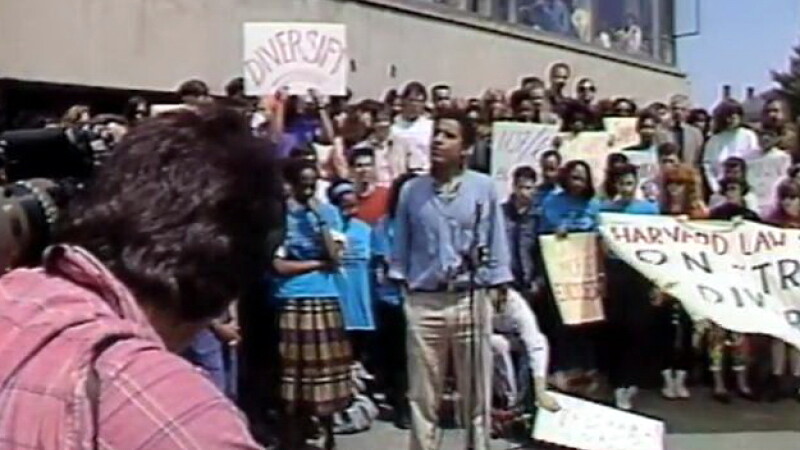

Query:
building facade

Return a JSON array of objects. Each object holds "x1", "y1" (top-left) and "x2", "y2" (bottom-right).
[{"x1": 0, "y1": 0, "x2": 686, "y2": 110}]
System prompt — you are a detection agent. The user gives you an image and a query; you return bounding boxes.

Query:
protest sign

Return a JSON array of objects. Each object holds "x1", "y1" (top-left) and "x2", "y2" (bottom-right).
[
  {"x1": 533, "y1": 392, "x2": 665, "y2": 450},
  {"x1": 559, "y1": 131, "x2": 612, "y2": 188},
  {"x1": 490, "y1": 122, "x2": 559, "y2": 198},
  {"x1": 604, "y1": 117, "x2": 639, "y2": 152},
  {"x1": 621, "y1": 148, "x2": 659, "y2": 184},
  {"x1": 539, "y1": 233, "x2": 605, "y2": 325},
  {"x1": 243, "y1": 23, "x2": 347, "y2": 96},
  {"x1": 744, "y1": 151, "x2": 791, "y2": 215},
  {"x1": 600, "y1": 213, "x2": 800, "y2": 349}
]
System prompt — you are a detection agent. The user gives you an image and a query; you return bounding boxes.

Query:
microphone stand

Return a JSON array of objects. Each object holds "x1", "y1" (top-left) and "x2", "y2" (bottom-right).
[{"x1": 465, "y1": 202, "x2": 484, "y2": 450}]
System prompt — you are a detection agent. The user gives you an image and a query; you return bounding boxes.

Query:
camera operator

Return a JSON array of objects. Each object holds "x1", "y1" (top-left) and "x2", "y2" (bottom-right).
[{"x1": 0, "y1": 106, "x2": 283, "y2": 448}]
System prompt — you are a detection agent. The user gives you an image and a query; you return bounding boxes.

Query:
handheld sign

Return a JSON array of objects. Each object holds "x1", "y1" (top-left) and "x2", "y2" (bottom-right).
[
  {"x1": 490, "y1": 122, "x2": 559, "y2": 198},
  {"x1": 540, "y1": 233, "x2": 605, "y2": 325},
  {"x1": 243, "y1": 23, "x2": 347, "y2": 96},
  {"x1": 534, "y1": 393, "x2": 665, "y2": 450}
]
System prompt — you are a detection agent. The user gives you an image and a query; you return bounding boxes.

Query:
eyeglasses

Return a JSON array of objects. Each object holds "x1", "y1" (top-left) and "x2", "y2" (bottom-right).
[{"x1": 578, "y1": 86, "x2": 596, "y2": 93}]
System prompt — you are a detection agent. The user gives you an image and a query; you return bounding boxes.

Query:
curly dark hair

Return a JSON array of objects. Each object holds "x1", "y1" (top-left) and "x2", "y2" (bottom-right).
[{"x1": 57, "y1": 106, "x2": 284, "y2": 322}]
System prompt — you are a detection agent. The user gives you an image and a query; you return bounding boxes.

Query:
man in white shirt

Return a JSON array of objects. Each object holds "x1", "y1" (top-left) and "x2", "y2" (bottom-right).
[
  {"x1": 491, "y1": 287, "x2": 559, "y2": 412},
  {"x1": 391, "y1": 81, "x2": 434, "y2": 174}
]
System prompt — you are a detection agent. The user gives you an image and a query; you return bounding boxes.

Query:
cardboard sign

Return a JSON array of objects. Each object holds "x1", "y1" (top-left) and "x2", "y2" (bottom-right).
[
  {"x1": 540, "y1": 233, "x2": 605, "y2": 325},
  {"x1": 621, "y1": 148, "x2": 659, "y2": 185},
  {"x1": 490, "y1": 122, "x2": 560, "y2": 198},
  {"x1": 243, "y1": 23, "x2": 347, "y2": 96},
  {"x1": 534, "y1": 393, "x2": 665, "y2": 450},
  {"x1": 744, "y1": 151, "x2": 791, "y2": 215},
  {"x1": 600, "y1": 213, "x2": 800, "y2": 349},
  {"x1": 559, "y1": 131, "x2": 613, "y2": 187},
  {"x1": 604, "y1": 117, "x2": 639, "y2": 152}
]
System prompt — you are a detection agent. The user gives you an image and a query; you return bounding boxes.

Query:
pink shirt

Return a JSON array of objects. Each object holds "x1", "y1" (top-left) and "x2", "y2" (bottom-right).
[{"x1": 0, "y1": 245, "x2": 261, "y2": 449}]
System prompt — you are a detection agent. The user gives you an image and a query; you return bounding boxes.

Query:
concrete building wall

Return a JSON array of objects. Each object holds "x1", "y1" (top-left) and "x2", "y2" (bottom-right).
[{"x1": 0, "y1": 0, "x2": 687, "y2": 103}]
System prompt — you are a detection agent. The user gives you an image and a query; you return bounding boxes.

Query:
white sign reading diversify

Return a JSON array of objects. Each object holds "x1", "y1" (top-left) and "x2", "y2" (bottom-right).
[
  {"x1": 490, "y1": 122, "x2": 559, "y2": 199},
  {"x1": 534, "y1": 392, "x2": 665, "y2": 450},
  {"x1": 243, "y1": 23, "x2": 348, "y2": 96},
  {"x1": 600, "y1": 213, "x2": 800, "y2": 349}
]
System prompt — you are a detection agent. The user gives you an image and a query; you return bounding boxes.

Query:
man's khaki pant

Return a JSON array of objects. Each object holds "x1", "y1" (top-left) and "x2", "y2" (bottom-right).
[{"x1": 405, "y1": 290, "x2": 492, "y2": 450}]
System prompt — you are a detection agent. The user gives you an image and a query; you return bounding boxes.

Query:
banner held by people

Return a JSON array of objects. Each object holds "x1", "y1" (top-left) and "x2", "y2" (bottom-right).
[
  {"x1": 490, "y1": 122, "x2": 560, "y2": 198},
  {"x1": 243, "y1": 22, "x2": 348, "y2": 96},
  {"x1": 540, "y1": 232, "x2": 605, "y2": 325},
  {"x1": 600, "y1": 213, "x2": 800, "y2": 349},
  {"x1": 533, "y1": 392, "x2": 665, "y2": 450}
]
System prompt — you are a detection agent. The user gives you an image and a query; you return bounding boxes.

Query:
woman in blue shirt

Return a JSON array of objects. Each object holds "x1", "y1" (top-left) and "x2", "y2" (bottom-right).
[
  {"x1": 537, "y1": 159, "x2": 601, "y2": 396},
  {"x1": 600, "y1": 163, "x2": 659, "y2": 411},
  {"x1": 272, "y1": 159, "x2": 352, "y2": 450}
]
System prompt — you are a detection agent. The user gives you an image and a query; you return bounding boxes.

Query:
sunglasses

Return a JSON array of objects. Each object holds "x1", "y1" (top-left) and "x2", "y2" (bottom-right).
[{"x1": 578, "y1": 86, "x2": 596, "y2": 93}]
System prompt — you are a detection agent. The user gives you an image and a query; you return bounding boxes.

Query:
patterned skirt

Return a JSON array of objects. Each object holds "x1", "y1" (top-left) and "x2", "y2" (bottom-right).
[{"x1": 279, "y1": 297, "x2": 353, "y2": 416}]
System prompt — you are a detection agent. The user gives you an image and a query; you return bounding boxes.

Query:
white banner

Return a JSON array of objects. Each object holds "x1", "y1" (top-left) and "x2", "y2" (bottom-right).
[
  {"x1": 600, "y1": 213, "x2": 800, "y2": 349},
  {"x1": 490, "y1": 122, "x2": 559, "y2": 198},
  {"x1": 534, "y1": 393, "x2": 665, "y2": 450},
  {"x1": 243, "y1": 23, "x2": 348, "y2": 96}
]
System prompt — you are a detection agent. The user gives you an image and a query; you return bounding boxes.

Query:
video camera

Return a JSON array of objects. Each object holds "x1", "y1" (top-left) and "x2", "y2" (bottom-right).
[{"x1": 0, "y1": 122, "x2": 118, "y2": 270}]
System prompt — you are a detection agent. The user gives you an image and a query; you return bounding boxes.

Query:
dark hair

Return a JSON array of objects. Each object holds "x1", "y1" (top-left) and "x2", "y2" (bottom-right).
[
  {"x1": 348, "y1": 146, "x2": 375, "y2": 167},
  {"x1": 225, "y1": 77, "x2": 245, "y2": 98},
  {"x1": 433, "y1": 109, "x2": 477, "y2": 149},
  {"x1": 58, "y1": 107, "x2": 283, "y2": 322},
  {"x1": 657, "y1": 142, "x2": 680, "y2": 159},
  {"x1": 512, "y1": 166, "x2": 537, "y2": 183},
  {"x1": 550, "y1": 62, "x2": 571, "y2": 77},
  {"x1": 712, "y1": 100, "x2": 745, "y2": 134},
  {"x1": 431, "y1": 84, "x2": 451, "y2": 98},
  {"x1": 540, "y1": 149, "x2": 562, "y2": 165},
  {"x1": 787, "y1": 163, "x2": 800, "y2": 179},
  {"x1": 558, "y1": 160, "x2": 595, "y2": 199},
  {"x1": 510, "y1": 89, "x2": 532, "y2": 112},
  {"x1": 177, "y1": 79, "x2": 210, "y2": 99},
  {"x1": 607, "y1": 152, "x2": 630, "y2": 167},
  {"x1": 722, "y1": 156, "x2": 747, "y2": 172},
  {"x1": 521, "y1": 76, "x2": 545, "y2": 89},
  {"x1": 719, "y1": 176, "x2": 750, "y2": 196},
  {"x1": 288, "y1": 143, "x2": 317, "y2": 161},
  {"x1": 283, "y1": 158, "x2": 319, "y2": 187},
  {"x1": 636, "y1": 110, "x2": 659, "y2": 130},
  {"x1": 609, "y1": 163, "x2": 639, "y2": 181},
  {"x1": 388, "y1": 173, "x2": 418, "y2": 219},
  {"x1": 123, "y1": 96, "x2": 150, "y2": 123},
  {"x1": 402, "y1": 81, "x2": 427, "y2": 101},
  {"x1": 561, "y1": 100, "x2": 592, "y2": 131},
  {"x1": 603, "y1": 156, "x2": 632, "y2": 198},
  {"x1": 612, "y1": 97, "x2": 638, "y2": 115},
  {"x1": 384, "y1": 88, "x2": 399, "y2": 105}
]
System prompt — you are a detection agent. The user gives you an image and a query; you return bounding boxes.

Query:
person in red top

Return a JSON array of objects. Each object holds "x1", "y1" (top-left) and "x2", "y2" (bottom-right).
[
  {"x1": 0, "y1": 107, "x2": 284, "y2": 448},
  {"x1": 349, "y1": 146, "x2": 390, "y2": 225}
]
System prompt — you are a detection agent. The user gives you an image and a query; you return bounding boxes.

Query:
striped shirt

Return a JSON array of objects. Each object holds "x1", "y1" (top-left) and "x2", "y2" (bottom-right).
[{"x1": 0, "y1": 245, "x2": 261, "y2": 449}]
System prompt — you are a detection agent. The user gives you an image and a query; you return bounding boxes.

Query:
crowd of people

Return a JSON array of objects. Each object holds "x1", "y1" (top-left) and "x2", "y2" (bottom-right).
[{"x1": 2, "y1": 59, "x2": 800, "y2": 450}]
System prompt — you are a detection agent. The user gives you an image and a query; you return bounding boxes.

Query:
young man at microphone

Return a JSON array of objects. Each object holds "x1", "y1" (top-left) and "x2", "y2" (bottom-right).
[{"x1": 389, "y1": 110, "x2": 513, "y2": 450}]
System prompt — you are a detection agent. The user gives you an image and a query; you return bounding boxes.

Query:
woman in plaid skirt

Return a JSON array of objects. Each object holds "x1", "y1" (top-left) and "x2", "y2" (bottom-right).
[{"x1": 272, "y1": 159, "x2": 353, "y2": 449}]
